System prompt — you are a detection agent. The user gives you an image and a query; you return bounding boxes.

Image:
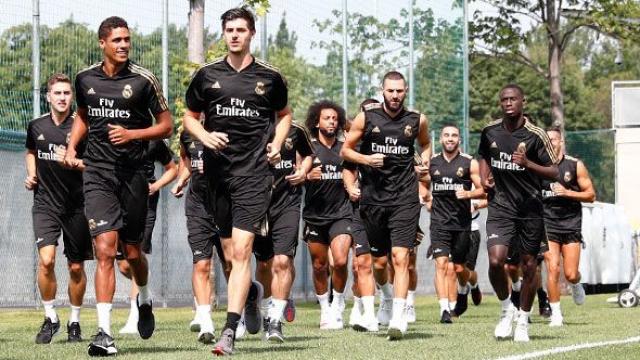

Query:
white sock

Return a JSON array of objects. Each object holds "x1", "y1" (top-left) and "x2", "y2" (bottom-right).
[
  {"x1": 512, "y1": 279, "x2": 522, "y2": 292},
  {"x1": 458, "y1": 283, "x2": 469, "y2": 295},
  {"x1": 196, "y1": 304, "x2": 211, "y2": 320},
  {"x1": 69, "y1": 305, "x2": 81, "y2": 323},
  {"x1": 550, "y1": 302, "x2": 562, "y2": 316},
  {"x1": 391, "y1": 298, "x2": 406, "y2": 321},
  {"x1": 500, "y1": 297, "x2": 512, "y2": 311},
  {"x1": 268, "y1": 298, "x2": 287, "y2": 322},
  {"x1": 42, "y1": 300, "x2": 58, "y2": 322},
  {"x1": 332, "y1": 290, "x2": 345, "y2": 309},
  {"x1": 378, "y1": 282, "x2": 393, "y2": 300},
  {"x1": 517, "y1": 309, "x2": 530, "y2": 324},
  {"x1": 126, "y1": 299, "x2": 139, "y2": 323},
  {"x1": 362, "y1": 296, "x2": 375, "y2": 319},
  {"x1": 438, "y1": 298, "x2": 449, "y2": 314},
  {"x1": 96, "y1": 303, "x2": 112, "y2": 336},
  {"x1": 317, "y1": 292, "x2": 330, "y2": 312},
  {"x1": 138, "y1": 284, "x2": 152, "y2": 305},
  {"x1": 449, "y1": 301, "x2": 457, "y2": 311},
  {"x1": 260, "y1": 297, "x2": 272, "y2": 318},
  {"x1": 406, "y1": 290, "x2": 416, "y2": 306}
]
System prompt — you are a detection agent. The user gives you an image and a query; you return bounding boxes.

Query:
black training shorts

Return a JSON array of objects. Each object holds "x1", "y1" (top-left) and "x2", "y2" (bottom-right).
[
  {"x1": 254, "y1": 204, "x2": 301, "y2": 262},
  {"x1": 359, "y1": 202, "x2": 421, "y2": 257},
  {"x1": 32, "y1": 211, "x2": 93, "y2": 263},
  {"x1": 430, "y1": 228, "x2": 471, "y2": 264}
]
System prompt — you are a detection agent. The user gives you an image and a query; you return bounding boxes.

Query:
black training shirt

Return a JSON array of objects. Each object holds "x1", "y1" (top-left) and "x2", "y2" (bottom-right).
[
  {"x1": 429, "y1": 152, "x2": 473, "y2": 231},
  {"x1": 185, "y1": 56, "x2": 288, "y2": 178},
  {"x1": 75, "y1": 60, "x2": 168, "y2": 171},
  {"x1": 143, "y1": 139, "x2": 174, "y2": 183},
  {"x1": 180, "y1": 131, "x2": 211, "y2": 219},
  {"x1": 542, "y1": 155, "x2": 582, "y2": 233}
]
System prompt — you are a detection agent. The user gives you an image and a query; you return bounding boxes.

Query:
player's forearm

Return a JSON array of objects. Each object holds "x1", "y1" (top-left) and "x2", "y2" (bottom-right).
[
  {"x1": 527, "y1": 162, "x2": 558, "y2": 181},
  {"x1": 300, "y1": 155, "x2": 313, "y2": 174},
  {"x1": 564, "y1": 189, "x2": 596, "y2": 203},
  {"x1": 25, "y1": 151, "x2": 37, "y2": 178},
  {"x1": 154, "y1": 162, "x2": 178, "y2": 189},
  {"x1": 342, "y1": 168, "x2": 359, "y2": 191},
  {"x1": 183, "y1": 114, "x2": 208, "y2": 143},
  {"x1": 467, "y1": 188, "x2": 485, "y2": 200},
  {"x1": 271, "y1": 109, "x2": 292, "y2": 150},
  {"x1": 340, "y1": 147, "x2": 370, "y2": 166},
  {"x1": 128, "y1": 112, "x2": 173, "y2": 141}
]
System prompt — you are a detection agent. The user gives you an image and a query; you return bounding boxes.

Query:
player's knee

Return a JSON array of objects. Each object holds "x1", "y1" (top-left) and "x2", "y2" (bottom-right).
[
  {"x1": 312, "y1": 259, "x2": 328, "y2": 275},
  {"x1": 272, "y1": 256, "x2": 291, "y2": 275},
  {"x1": 373, "y1": 256, "x2": 388, "y2": 271},
  {"x1": 194, "y1": 260, "x2": 211, "y2": 275},
  {"x1": 68, "y1": 262, "x2": 84, "y2": 280},
  {"x1": 117, "y1": 260, "x2": 131, "y2": 275},
  {"x1": 547, "y1": 261, "x2": 561, "y2": 276},
  {"x1": 39, "y1": 255, "x2": 55, "y2": 271},
  {"x1": 454, "y1": 263, "x2": 465, "y2": 274},
  {"x1": 488, "y1": 256, "x2": 505, "y2": 271},
  {"x1": 565, "y1": 269, "x2": 580, "y2": 283},
  {"x1": 256, "y1": 260, "x2": 271, "y2": 274},
  {"x1": 94, "y1": 241, "x2": 116, "y2": 261}
]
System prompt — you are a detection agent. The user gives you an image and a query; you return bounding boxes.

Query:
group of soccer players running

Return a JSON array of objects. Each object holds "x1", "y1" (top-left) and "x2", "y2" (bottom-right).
[{"x1": 24, "y1": 5, "x2": 597, "y2": 357}]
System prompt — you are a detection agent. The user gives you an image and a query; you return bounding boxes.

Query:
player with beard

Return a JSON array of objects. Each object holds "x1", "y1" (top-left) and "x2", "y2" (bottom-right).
[
  {"x1": 341, "y1": 71, "x2": 430, "y2": 340},
  {"x1": 303, "y1": 100, "x2": 353, "y2": 330},
  {"x1": 427, "y1": 124, "x2": 484, "y2": 323},
  {"x1": 65, "y1": 17, "x2": 173, "y2": 356},
  {"x1": 542, "y1": 126, "x2": 595, "y2": 327},
  {"x1": 252, "y1": 123, "x2": 314, "y2": 342},
  {"x1": 183, "y1": 7, "x2": 292, "y2": 355},
  {"x1": 26, "y1": 73, "x2": 92, "y2": 344},
  {"x1": 478, "y1": 84, "x2": 558, "y2": 342}
]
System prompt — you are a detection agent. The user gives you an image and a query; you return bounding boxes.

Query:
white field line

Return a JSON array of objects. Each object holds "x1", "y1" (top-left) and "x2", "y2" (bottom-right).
[{"x1": 492, "y1": 336, "x2": 640, "y2": 360}]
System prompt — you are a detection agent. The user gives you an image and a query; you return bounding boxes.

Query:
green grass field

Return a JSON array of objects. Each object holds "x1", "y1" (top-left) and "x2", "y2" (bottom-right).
[{"x1": 1, "y1": 294, "x2": 639, "y2": 359}]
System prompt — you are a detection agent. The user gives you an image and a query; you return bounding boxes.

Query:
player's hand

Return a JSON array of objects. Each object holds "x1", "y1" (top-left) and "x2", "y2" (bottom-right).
[
  {"x1": 455, "y1": 189, "x2": 469, "y2": 200},
  {"x1": 551, "y1": 182, "x2": 570, "y2": 197},
  {"x1": 367, "y1": 153, "x2": 385, "y2": 168},
  {"x1": 108, "y1": 124, "x2": 134, "y2": 145},
  {"x1": 149, "y1": 182, "x2": 160, "y2": 195},
  {"x1": 54, "y1": 145, "x2": 67, "y2": 164},
  {"x1": 285, "y1": 165, "x2": 306, "y2": 186},
  {"x1": 24, "y1": 175, "x2": 38, "y2": 190},
  {"x1": 414, "y1": 164, "x2": 430, "y2": 182},
  {"x1": 171, "y1": 178, "x2": 188, "y2": 198},
  {"x1": 266, "y1": 143, "x2": 281, "y2": 166},
  {"x1": 346, "y1": 184, "x2": 361, "y2": 202},
  {"x1": 200, "y1": 131, "x2": 229, "y2": 151},
  {"x1": 63, "y1": 147, "x2": 81, "y2": 169},
  {"x1": 512, "y1": 146, "x2": 529, "y2": 168},
  {"x1": 307, "y1": 164, "x2": 323, "y2": 181},
  {"x1": 482, "y1": 173, "x2": 495, "y2": 191}
]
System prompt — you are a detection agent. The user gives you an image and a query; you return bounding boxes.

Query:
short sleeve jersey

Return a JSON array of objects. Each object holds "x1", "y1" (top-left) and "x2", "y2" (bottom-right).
[
  {"x1": 25, "y1": 113, "x2": 85, "y2": 213},
  {"x1": 429, "y1": 152, "x2": 474, "y2": 231},
  {"x1": 185, "y1": 56, "x2": 288, "y2": 178},
  {"x1": 477, "y1": 119, "x2": 557, "y2": 217},
  {"x1": 180, "y1": 131, "x2": 210, "y2": 219},
  {"x1": 270, "y1": 123, "x2": 315, "y2": 211},
  {"x1": 74, "y1": 60, "x2": 168, "y2": 171},
  {"x1": 359, "y1": 104, "x2": 420, "y2": 206},
  {"x1": 143, "y1": 139, "x2": 174, "y2": 183},
  {"x1": 542, "y1": 155, "x2": 582, "y2": 233},
  {"x1": 303, "y1": 139, "x2": 352, "y2": 226}
]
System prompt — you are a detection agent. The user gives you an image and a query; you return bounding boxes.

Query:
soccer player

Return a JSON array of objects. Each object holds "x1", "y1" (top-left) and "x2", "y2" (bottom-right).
[
  {"x1": 428, "y1": 124, "x2": 484, "y2": 323},
  {"x1": 65, "y1": 17, "x2": 173, "y2": 356},
  {"x1": 477, "y1": 84, "x2": 558, "y2": 342},
  {"x1": 25, "y1": 73, "x2": 92, "y2": 344},
  {"x1": 172, "y1": 129, "x2": 229, "y2": 343},
  {"x1": 119, "y1": 139, "x2": 177, "y2": 334},
  {"x1": 303, "y1": 100, "x2": 353, "y2": 330},
  {"x1": 341, "y1": 71, "x2": 431, "y2": 339},
  {"x1": 542, "y1": 126, "x2": 596, "y2": 326},
  {"x1": 182, "y1": 7, "x2": 292, "y2": 355},
  {"x1": 253, "y1": 122, "x2": 314, "y2": 342}
]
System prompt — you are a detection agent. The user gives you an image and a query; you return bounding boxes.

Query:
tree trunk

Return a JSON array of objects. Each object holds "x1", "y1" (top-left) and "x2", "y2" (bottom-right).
[
  {"x1": 547, "y1": 0, "x2": 564, "y2": 131},
  {"x1": 188, "y1": 0, "x2": 205, "y2": 64}
]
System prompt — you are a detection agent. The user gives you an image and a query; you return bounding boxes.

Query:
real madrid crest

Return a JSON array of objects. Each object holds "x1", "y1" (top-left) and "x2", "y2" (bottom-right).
[
  {"x1": 404, "y1": 125, "x2": 413, "y2": 137},
  {"x1": 456, "y1": 167, "x2": 464, "y2": 177},
  {"x1": 564, "y1": 171, "x2": 572, "y2": 182},
  {"x1": 255, "y1": 81, "x2": 266, "y2": 95},
  {"x1": 88, "y1": 219, "x2": 97, "y2": 231},
  {"x1": 284, "y1": 137, "x2": 293, "y2": 150},
  {"x1": 122, "y1": 84, "x2": 133, "y2": 99}
]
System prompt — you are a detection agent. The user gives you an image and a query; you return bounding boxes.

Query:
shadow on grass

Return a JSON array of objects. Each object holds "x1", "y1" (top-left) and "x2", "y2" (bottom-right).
[
  {"x1": 562, "y1": 321, "x2": 590, "y2": 326},
  {"x1": 239, "y1": 345, "x2": 308, "y2": 354},
  {"x1": 376, "y1": 331, "x2": 441, "y2": 340},
  {"x1": 529, "y1": 335, "x2": 560, "y2": 340},
  {"x1": 123, "y1": 346, "x2": 198, "y2": 355},
  {"x1": 284, "y1": 335, "x2": 322, "y2": 342}
]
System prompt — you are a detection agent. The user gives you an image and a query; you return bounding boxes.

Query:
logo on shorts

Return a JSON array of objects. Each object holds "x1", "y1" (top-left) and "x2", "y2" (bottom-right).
[
  {"x1": 355, "y1": 243, "x2": 363, "y2": 249},
  {"x1": 255, "y1": 81, "x2": 266, "y2": 95},
  {"x1": 488, "y1": 233, "x2": 499, "y2": 239},
  {"x1": 456, "y1": 167, "x2": 464, "y2": 177},
  {"x1": 372, "y1": 126, "x2": 381, "y2": 133},
  {"x1": 309, "y1": 230, "x2": 318, "y2": 236},
  {"x1": 211, "y1": 81, "x2": 221, "y2": 89},
  {"x1": 122, "y1": 84, "x2": 133, "y2": 99},
  {"x1": 96, "y1": 220, "x2": 108, "y2": 227},
  {"x1": 194, "y1": 250, "x2": 202, "y2": 256},
  {"x1": 564, "y1": 171, "x2": 572, "y2": 182},
  {"x1": 371, "y1": 247, "x2": 378, "y2": 252},
  {"x1": 284, "y1": 137, "x2": 293, "y2": 150},
  {"x1": 36, "y1": 237, "x2": 44, "y2": 243},
  {"x1": 404, "y1": 125, "x2": 413, "y2": 137},
  {"x1": 433, "y1": 248, "x2": 443, "y2": 254},
  {"x1": 88, "y1": 219, "x2": 97, "y2": 231}
]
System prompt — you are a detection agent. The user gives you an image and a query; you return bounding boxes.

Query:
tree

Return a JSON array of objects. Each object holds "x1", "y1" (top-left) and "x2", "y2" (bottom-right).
[{"x1": 471, "y1": 0, "x2": 640, "y2": 131}]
